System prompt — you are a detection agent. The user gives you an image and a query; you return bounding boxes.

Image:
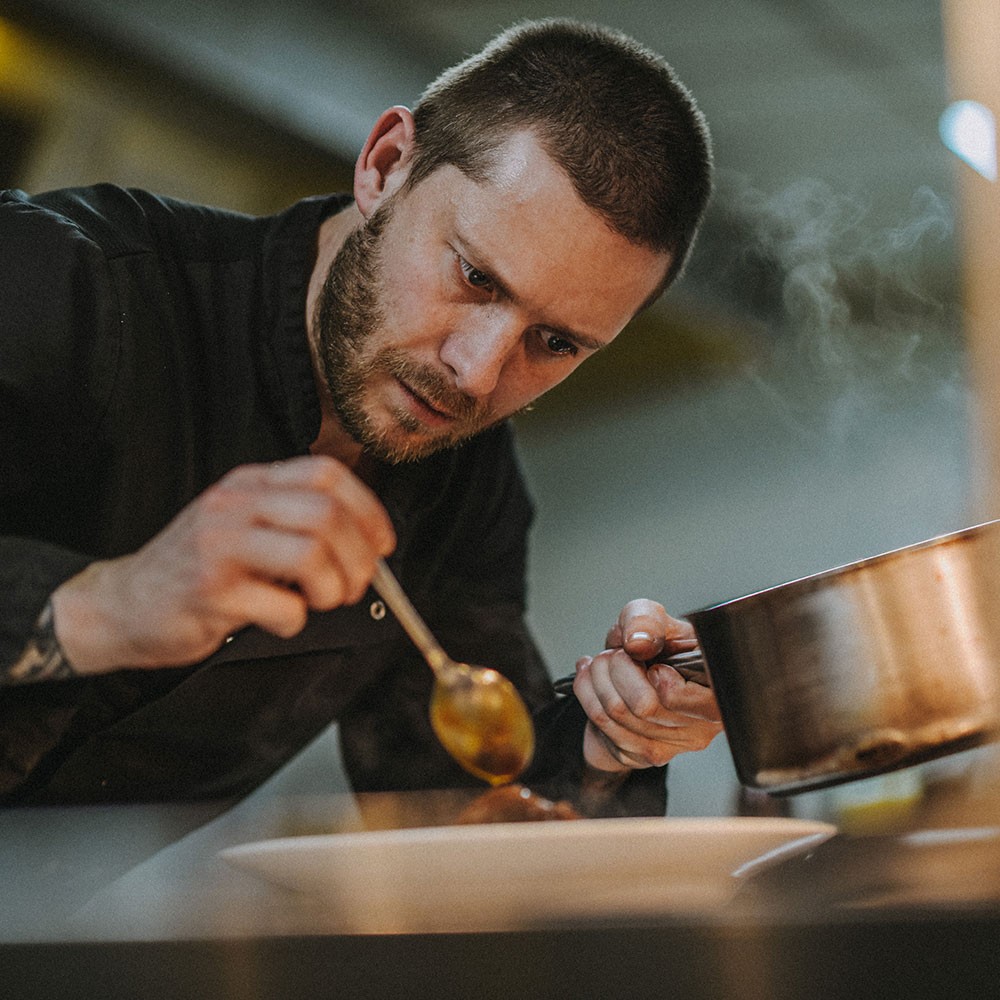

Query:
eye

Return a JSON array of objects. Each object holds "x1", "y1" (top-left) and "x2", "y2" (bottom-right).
[
  {"x1": 540, "y1": 332, "x2": 579, "y2": 358},
  {"x1": 457, "y1": 254, "x2": 495, "y2": 292}
]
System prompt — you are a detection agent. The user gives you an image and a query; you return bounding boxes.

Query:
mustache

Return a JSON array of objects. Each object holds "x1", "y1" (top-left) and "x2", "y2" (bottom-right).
[{"x1": 382, "y1": 350, "x2": 487, "y2": 422}]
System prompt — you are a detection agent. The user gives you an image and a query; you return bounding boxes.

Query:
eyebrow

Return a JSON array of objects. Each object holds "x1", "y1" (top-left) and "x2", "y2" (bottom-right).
[{"x1": 459, "y1": 234, "x2": 612, "y2": 353}]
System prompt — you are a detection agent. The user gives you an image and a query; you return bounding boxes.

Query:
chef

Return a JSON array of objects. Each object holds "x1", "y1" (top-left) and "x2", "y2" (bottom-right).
[{"x1": 0, "y1": 18, "x2": 721, "y2": 812}]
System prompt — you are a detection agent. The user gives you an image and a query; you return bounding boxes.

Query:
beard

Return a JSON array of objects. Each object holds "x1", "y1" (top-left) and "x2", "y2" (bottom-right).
[{"x1": 313, "y1": 199, "x2": 496, "y2": 464}]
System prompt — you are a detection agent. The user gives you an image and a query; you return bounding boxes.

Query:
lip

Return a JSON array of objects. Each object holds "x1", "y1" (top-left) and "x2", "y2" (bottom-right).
[{"x1": 395, "y1": 378, "x2": 458, "y2": 426}]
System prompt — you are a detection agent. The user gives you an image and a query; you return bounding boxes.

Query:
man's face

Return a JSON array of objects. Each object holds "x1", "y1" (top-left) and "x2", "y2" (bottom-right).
[{"x1": 314, "y1": 130, "x2": 670, "y2": 464}]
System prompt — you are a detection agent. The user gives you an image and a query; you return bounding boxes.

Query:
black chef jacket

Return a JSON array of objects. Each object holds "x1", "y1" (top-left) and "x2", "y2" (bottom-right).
[{"x1": 0, "y1": 184, "x2": 666, "y2": 814}]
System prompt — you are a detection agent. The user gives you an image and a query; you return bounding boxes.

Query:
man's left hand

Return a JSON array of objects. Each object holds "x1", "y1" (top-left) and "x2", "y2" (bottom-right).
[{"x1": 573, "y1": 599, "x2": 723, "y2": 772}]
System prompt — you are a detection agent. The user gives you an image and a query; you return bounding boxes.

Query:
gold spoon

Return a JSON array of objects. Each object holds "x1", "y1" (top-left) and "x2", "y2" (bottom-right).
[{"x1": 371, "y1": 558, "x2": 535, "y2": 785}]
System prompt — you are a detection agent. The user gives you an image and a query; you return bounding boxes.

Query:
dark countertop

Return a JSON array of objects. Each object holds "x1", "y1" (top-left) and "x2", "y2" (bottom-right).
[{"x1": 3, "y1": 902, "x2": 1000, "y2": 1000}]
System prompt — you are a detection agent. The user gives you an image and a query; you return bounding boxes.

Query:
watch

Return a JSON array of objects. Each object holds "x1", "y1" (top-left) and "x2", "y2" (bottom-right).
[{"x1": 3, "y1": 600, "x2": 76, "y2": 685}]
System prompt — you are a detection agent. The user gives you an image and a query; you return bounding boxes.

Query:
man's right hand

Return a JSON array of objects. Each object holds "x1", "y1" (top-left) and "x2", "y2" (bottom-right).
[{"x1": 50, "y1": 456, "x2": 396, "y2": 674}]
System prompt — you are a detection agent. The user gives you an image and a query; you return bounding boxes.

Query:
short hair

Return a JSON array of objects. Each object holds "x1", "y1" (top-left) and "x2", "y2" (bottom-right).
[{"x1": 409, "y1": 18, "x2": 713, "y2": 290}]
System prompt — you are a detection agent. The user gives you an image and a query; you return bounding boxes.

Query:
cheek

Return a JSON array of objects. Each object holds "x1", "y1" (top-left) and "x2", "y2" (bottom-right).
[{"x1": 379, "y1": 250, "x2": 451, "y2": 334}]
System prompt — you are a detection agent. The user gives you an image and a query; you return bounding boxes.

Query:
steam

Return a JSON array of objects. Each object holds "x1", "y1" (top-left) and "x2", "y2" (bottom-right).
[{"x1": 684, "y1": 171, "x2": 967, "y2": 447}]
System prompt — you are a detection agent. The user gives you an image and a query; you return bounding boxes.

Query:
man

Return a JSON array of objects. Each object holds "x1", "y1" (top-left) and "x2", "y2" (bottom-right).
[{"x1": 0, "y1": 19, "x2": 721, "y2": 811}]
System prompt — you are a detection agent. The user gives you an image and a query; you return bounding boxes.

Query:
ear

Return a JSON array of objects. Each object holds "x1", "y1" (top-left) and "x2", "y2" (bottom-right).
[{"x1": 353, "y1": 106, "x2": 417, "y2": 218}]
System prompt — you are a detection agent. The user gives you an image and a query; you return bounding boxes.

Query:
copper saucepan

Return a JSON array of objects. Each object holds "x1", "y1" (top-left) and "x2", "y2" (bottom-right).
[{"x1": 679, "y1": 521, "x2": 1000, "y2": 794}]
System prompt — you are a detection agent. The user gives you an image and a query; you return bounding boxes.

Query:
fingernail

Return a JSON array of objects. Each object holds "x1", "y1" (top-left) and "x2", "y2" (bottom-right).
[{"x1": 628, "y1": 631, "x2": 655, "y2": 645}]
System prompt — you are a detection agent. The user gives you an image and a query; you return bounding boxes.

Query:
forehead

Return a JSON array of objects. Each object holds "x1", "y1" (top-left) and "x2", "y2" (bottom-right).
[{"x1": 403, "y1": 131, "x2": 670, "y2": 338}]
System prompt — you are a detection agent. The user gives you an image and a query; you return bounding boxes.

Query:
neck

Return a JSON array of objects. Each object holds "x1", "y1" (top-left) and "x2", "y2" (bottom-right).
[{"x1": 306, "y1": 202, "x2": 366, "y2": 469}]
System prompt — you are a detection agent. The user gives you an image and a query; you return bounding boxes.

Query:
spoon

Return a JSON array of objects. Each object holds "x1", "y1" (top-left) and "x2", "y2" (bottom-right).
[{"x1": 371, "y1": 558, "x2": 536, "y2": 785}]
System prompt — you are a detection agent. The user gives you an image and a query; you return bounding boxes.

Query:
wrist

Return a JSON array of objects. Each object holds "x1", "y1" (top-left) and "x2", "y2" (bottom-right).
[
  {"x1": 582, "y1": 722, "x2": 632, "y2": 774},
  {"x1": 50, "y1": 563, "x2": 128, "y2": 675}
]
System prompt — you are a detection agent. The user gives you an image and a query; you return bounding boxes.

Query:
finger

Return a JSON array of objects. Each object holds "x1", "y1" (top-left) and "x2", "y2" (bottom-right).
[
  {"x1": 586, "y1": 657, "x2": 722, "y2": 765},
  {"x1": 605, "y1": 599, "x2": 696, "y2": 661},
  {"x1": 206, "y1": 523, "x2": 348, "y2": 612},
  {"x1": 575, "y1": 652, "x2": 682, "y2": 741},
  {"x1": 577, "y1": 658, "x2": 722, "y2": 768},
  {"x1": 591, "y1": 650, "x2": 665, "y2": 721},
  {"x1": 590, "y1": 724, "x2": 651, "y2": 770},
  {"x1": 650, "y1": 665, "x2": 724, "y2": 723},
  {"x1": 220, "y1": 458, "x2": 395, "y2": 604},
  {"x1": 264, "y1": 456, "x2": 396, "y2": 555},
  {"x1": 176, "y1": 577, "x2": 311, "y2": 659},
  {"x1": 582, "y1": 721, "x2": 631, "y2": 773},
  {"x1": 586, "y1": 705, "x2": 702, "y2": 769},
  {"x1": 621, "y1": 600, "x2": 695, "y2": 659},
  {"x1": 224, "y1": 577, "x2": 310, "y2": 639},
  {"x1": 245, "y1": 489, "x2": 381, "y2": 604}
]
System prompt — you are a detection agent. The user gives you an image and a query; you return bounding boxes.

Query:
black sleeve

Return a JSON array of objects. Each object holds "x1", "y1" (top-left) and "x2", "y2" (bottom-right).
[{"x1": 0, "y1": 190, "x2": 122, "y2": 668}]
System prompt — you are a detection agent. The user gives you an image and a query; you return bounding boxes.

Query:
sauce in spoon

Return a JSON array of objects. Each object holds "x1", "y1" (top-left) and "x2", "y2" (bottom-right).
[{"x1": 371, "y1": 559, "x2": 535, "y2": 784}]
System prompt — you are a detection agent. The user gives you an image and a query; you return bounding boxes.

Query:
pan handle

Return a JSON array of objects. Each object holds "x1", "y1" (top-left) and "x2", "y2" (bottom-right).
[
  {"x1": 659, "y1": 649, "x2": 710, "y2": 685},
  {"x1": 552, "y1": 649, "x2": 709, "y2": 696}
]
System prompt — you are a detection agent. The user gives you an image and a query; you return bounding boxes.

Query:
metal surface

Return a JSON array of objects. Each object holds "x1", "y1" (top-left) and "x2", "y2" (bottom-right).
[{"x1": 689, "y1": 521, "x2": 1000, "y2": 793}]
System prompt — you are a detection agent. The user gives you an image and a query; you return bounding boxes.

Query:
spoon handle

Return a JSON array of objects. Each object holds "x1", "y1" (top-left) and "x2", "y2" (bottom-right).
[{"x1": 371, "y1": 559, "x2": 449, "y2": 675}]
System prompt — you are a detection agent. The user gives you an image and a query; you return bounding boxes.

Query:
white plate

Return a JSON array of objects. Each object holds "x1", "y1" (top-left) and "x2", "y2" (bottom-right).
[{"x1": 220, "y1": 816, "x2": 836, "y2": 933}]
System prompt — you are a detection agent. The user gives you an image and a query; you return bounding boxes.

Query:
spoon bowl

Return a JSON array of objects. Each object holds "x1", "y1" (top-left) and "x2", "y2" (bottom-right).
[
  {"x1": 430, "y1": 661, "x2": 536, "y2": 785},
  {"x1": 372, "y1": 559, "x2": 535, "y2": 785}
]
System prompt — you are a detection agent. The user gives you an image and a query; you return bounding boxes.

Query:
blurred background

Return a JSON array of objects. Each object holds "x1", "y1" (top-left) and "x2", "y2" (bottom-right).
[{"x1": 0, "y1": 0, "x2": 984, "y2": 821}]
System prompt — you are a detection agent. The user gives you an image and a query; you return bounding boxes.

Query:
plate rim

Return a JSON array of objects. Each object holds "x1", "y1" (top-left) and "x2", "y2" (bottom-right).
[{"x1": 219, "y1": 814, "x2": 838, "y2": 861}]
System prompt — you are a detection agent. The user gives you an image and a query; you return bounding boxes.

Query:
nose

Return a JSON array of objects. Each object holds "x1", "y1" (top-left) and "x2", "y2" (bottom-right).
[{"x1": 438, "y1": 308, "x2": 521, "y2": 399}]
